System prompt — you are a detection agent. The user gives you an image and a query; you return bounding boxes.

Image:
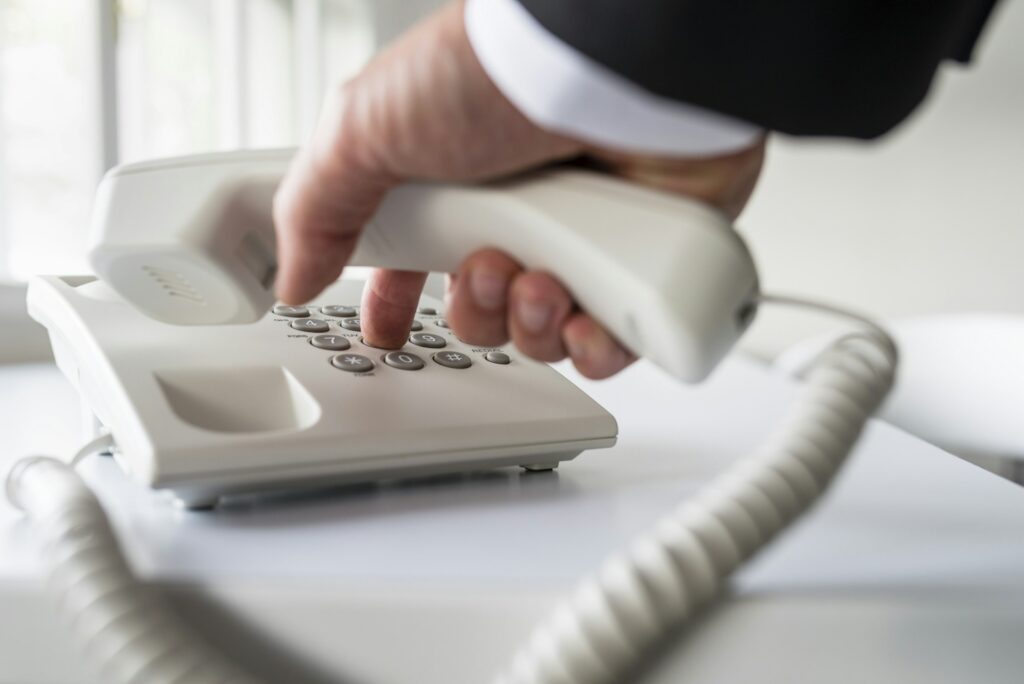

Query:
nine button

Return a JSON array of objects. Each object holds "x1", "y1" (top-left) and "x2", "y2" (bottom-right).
[
  {"x1": 409, "y1": 332, "x2": 446, "y2": 349},
  {"x1": 291, "y1": 319, "x2": 329, "y2": 333}
]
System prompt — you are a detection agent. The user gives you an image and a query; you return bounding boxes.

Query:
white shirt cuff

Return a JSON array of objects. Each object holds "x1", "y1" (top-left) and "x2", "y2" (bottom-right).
[{"x1": 464, "y1": 0, "x2": 763, "y2": 157}]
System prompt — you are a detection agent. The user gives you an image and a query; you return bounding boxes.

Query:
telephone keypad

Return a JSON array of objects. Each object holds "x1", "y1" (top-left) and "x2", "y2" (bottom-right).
[
  {"x1": 409, "y1": 332, "x2": 446, "y2": 349},
  {"x1": 331, "y1": 353, "x2": 375, "y2": 373},
  {"x1": 310, "y1": 335, "x2": 351, "y2": 351},
  {"x1": 277, "y1": 302, "x2": 513, "y2": 372},
  {"x1": 291, "y1": 319, "x2": 330, "y2": 333}
]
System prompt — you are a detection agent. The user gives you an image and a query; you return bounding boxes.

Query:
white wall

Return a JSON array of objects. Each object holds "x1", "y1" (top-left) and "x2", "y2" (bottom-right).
[{"x1": 738, "y1": 1, "x2": 1024, "y2": 356}]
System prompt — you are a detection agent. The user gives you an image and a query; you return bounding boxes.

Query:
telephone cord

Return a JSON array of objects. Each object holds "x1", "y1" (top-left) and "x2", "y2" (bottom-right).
[{"x1": 5, "y1": 295, "x2": 896, "y2": 684}]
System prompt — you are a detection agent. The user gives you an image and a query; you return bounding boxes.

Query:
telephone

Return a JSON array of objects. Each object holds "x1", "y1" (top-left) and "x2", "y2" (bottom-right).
[{"x1": 7, "y1": 149, "x2": 897, "y2": 684}]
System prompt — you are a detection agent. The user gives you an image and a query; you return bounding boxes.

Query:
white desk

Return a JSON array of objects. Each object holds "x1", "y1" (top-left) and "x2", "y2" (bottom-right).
[{"x1": 1, "y1": 357, "x2": 1023, "y2": 684}]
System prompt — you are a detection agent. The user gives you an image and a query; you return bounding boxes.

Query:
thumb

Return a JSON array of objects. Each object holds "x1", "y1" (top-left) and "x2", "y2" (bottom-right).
[{"x1": 272, "y1": 90, "x2": 396, "y2": 305}]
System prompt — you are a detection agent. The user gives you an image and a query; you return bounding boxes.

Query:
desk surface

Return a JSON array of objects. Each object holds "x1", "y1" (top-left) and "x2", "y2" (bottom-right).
[{"x1": 1, "y1": 357, "x2": 1023, "y2": 684}]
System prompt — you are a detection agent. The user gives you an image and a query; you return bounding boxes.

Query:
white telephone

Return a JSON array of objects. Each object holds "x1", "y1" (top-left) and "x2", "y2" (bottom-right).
[{"x1": 8, "y1": 149, "x2": 897, "y2": 684}]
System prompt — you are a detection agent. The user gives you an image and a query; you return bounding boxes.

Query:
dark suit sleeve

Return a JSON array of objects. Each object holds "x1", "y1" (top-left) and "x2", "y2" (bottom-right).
[{"x1": 515, "y1": 0, "x2": 1000, "y2": 139}]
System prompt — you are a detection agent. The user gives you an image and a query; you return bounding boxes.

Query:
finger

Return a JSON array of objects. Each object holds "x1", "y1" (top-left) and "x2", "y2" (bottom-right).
[
  {"x1": 561, "y1": 313, "x2": 636, "y2": 380},
  {"x1": 586, "y1": 137, "x2": 766, "y2": 220},
  {"x1": 360, "y1": 269, "x2": 429, "y2": 349},
  {"x1": 447, "y1": 249, "x2": 521, "y2": 347},
  {"x1": 272, "y1": 87, "x2": 395, "y2": 305},
  {"x1": 507, "y1": 271, "x2": 574, "y2": 362}
]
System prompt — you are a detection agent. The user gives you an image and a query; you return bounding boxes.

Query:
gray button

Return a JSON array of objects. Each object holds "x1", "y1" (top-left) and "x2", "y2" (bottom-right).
[
  {"x1": 410, "y1": 320, "x2": 423, "y2": 331},
  {"x1": 339, "y1": 318, "x2": 361, "y2": 332},
  {"x1": 331, "y1": 353, "x2": 374, "y2": 373},
  {"x1": 417, "y1": 306, "x2": 437, "y2": 315},
  {"x1": 432, "y1": 351, "x2": 472, "y2": 369},
  {"x1": 383, "y1": 351, "x2": 425, "y2": 370},
  {"x1": 290, "y1": 318, "x2": 329, "y2": 333},
  {"x1": 321, "y1": 305, "x2": 357, "y2": 318},
  {"x1": 274, "y1": 305, "x2": 309, "y2": 317},
  {"x1": 435, "y1": 318, "x2": 450, "y2": 328},
  {"x1": 310, "y1": 335, "x2": 351, "y2": 351},
  {"x1": 409, "y1": 332, "x2": 446, "y2": 348},
  {"x1": 484, "y1": 351, "x2": 510, "y2": 365}
]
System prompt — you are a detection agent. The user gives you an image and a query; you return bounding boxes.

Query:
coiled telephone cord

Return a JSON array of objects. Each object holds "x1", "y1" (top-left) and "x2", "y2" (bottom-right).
[{"x1": 5, "y1": 295, "x2": 896, "y2": 684}]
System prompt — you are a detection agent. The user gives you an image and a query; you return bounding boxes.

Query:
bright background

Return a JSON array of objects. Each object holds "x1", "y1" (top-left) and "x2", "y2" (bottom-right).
[{"x1": 0, "y1": 0, "x2": 1021, "y2": 357}]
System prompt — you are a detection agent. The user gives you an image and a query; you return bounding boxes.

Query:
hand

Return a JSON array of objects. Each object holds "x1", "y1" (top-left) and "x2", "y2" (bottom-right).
[{"x1": 274, "y1": 0, "x2": 765, "y2": 379}]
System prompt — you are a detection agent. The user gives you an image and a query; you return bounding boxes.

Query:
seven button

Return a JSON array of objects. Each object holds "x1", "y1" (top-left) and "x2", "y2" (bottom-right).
[
  {"x1": 310, "y1": 335, "x2": 351, "y2": 351},
  {"x1": 331, "y1": 353, "x2": 374, "y2": 373},
  {"x1": 291, "y1": 319, "x2": 329, "y2": 333}
]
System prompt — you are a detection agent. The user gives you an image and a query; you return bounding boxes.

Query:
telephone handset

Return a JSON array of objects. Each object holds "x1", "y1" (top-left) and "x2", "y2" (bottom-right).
[
  {"x1": 10, "y1": 149, "x2": 897, "y2": 684},
  {"x1": 88, "y1": 148, "x2": 760, "y2": 383}
]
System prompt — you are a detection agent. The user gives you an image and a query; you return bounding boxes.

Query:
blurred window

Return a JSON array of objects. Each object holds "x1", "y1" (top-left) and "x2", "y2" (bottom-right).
[{"x1": 0, "y1": 0, "x2": 374, "y2": 280}]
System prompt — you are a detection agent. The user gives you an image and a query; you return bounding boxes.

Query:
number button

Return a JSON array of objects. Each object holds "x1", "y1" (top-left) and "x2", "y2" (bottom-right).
[
  {"x1": 409, "y1": 332, "x2": 446, "y2": 348},
  {"x1": 435, "y1": 319, "x2": 450, "y2": 328},
  {"x1": 339, "y1": 318, "x2": 361, "y2": 332},
  {"x1": 310, "y1": 335, "x2": 351, "y2": 351},
  {"x1": 417, "y1": 306, "x2": 437, "y2": 316},
  {"x1": 274, "y1": 305, "x2": 309, "y2": 318},
  {"x1": 383, "y1": 351, "x2": 425, "y2": 371},
  {"x1": 484, "y1": 351, "x2": 510, "y2": 365},
  {"x1": 290, "y1": 319, "x2": 329, "y2": 333},
  {"x1": 321, "y1": 305, "x2": 357, "y2": 318},
  {"x1": 432, "y1": 351, "x2": 472, "y2": 369},
  {"x1": 410, "y1": 320, "x2": 423, "y2": 332},
  {"x1": 330, "y1": 353, "x2": 374, "y2": 373}
]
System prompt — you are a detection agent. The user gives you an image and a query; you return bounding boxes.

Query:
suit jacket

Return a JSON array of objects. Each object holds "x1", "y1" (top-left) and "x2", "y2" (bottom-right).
[{"x1": 515, "y1": 0, "x2": 1000, "y2": 138}]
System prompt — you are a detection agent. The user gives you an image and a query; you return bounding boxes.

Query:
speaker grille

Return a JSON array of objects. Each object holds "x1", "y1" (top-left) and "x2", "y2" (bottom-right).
[{"x1": 141, "y1": 265, "x2": 205, "y2": 304}]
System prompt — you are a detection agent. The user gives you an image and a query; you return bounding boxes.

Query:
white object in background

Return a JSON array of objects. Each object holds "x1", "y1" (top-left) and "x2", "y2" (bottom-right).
[
  {"x1": 775, "y1": 314, "x2": 1024, "y2": 469},
  {"x1": 88, "y1": 149, "x2": 759, "y2": 383}
]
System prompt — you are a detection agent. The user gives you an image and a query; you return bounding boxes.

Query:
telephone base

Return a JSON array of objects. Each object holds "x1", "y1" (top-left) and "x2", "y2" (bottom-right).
[{"x1": 30, "y1": 275, "x2": 617, "y2": 505}]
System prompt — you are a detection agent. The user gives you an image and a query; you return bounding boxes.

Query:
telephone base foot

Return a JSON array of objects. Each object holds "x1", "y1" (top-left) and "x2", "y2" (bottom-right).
[{"x1": 521, "y1": 463, "x2": 559, "y2": 473}]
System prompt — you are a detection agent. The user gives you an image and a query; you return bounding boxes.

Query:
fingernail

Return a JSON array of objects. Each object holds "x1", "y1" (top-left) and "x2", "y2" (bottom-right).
[
  {"x1": 470, "y1": 270, "x2": 507, "y2": 312},
  {"x1": 565, "y1": 336, "x2": 588, "y2": 363},
  {"x1": 516, "y1": 298, "x2": 553, "y2": 334}
]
